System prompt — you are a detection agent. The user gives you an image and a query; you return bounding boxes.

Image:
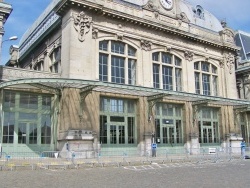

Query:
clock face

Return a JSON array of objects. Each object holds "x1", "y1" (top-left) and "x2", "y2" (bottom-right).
[{"x1": 160, "y1": 0, "x2": 173, "y2": 10}]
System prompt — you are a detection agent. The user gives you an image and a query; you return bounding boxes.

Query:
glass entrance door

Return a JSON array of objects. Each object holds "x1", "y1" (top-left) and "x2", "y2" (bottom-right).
[
  {"x1": 110, "y1": 124, "x2": 125, "y2": 145},
  {"x1": 18, "y1": 122, "x2": 37, "y2": 145}
]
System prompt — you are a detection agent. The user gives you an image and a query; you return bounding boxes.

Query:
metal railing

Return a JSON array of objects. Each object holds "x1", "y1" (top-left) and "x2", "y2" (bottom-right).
[{"x1": 0, "y1": 147, "x2": 249, "y2": 170}]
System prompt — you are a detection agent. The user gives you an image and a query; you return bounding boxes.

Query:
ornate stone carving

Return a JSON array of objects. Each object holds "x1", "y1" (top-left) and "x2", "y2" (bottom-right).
[
  {"x1": 143, "y1": 0, "x2": 157, "y2": 10},
  {"x1": 73, "y1": 11, "x2": 92, "y2": 42},
  {"x1": 177, "y1": 12, "x2": 190, "y2": 25},
  {"x1": 9, "y1": 45, "x2": 19, "y2": 66},
  {"x1": 141, "y1": 40, "x2": 152, "y2": 51},
  {"x1": 224, "y1": 53, "x2": 235, "y2": 74},
  {"x1": 219, "y1": 59, "x2": 224, "y2": 68},
  {"x1": 154, "y1": 11, "x2": 159, "y2": 19},
  {"x1": 184, "y1": 51, "x2": 194, "y2": 61},
  {"x1": 92, "y1": 28, "x2": 98, "y2": 39},
  {"x1": 220, "y1": 28, "x2": 234, "y2": 43},
  {"x1": 116, "y1": 33, "x2": 123, "y2": 41}
]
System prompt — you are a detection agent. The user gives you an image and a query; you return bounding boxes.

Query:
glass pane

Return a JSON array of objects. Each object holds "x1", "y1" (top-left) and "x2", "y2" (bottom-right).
[
  {"x1": 175, "y1": 56, "x2": 182, "y2": 66},
  {"x1": 110, "y1": 125, "x2": 117, "y2": 144},
  {"x1": 99, "y1": 40, "x2": 108, "y2": 51},
  {"x1": 163, "y1": 127, "x2": 168, "y2": 143},
  {"x1": 128, "y1": 45, "x2": 136, "y2": 56},
  {"x1": 162, "y1": 66, "x2": 173, "y2": 90},
  {"x1": 110, "y1": 116, "x2": 124, "y2": 122},
  {"x1": 111, "y1": 56, "x2": 125, "y2": 84},
  {"x1": 195, "y1": 72, "x2": 200, "y2": 94},
  {"x1": 42, "y1": 96, "x2": 51, "y2": 110},
  {"x1": 127, "y1": 100, "x2": 135, "y2": 113},
  {"x1": 111, "y1": 41, "x2": 125, "y2": 54},
  {"x1": 162, "y1": 53, "x2": 172, "y2": 64},
  {"x1": 201, "y1": 62, "x2": 209, "y2": 72},
  {"x1": 29, "y1": 123, "x2": 37, "y2": 144},
  {"x1": 128, "y1": 59, "x2": 136, "y2": 85},
  {"x1": 20, "y1": 94, "x2": 38, "y2": 109},
  {"x1": 3, "y1": 112, "x2": 14, "y2": 143},
  {"x1": 212, "y1": 65, "x2": 217, "y2": 73},
  {"x1": 18, "y1": 122, "x2": 26, "y2": 144},
  {"x1": 153, "y1": 64, "x2": 160, "y2": 88},
  {"x1": 155, "y1": 119, "x2": 160, "y2": 140},
  {"x1": 100, "y1": 116, "x2": 107, "y2": 144},
  {"x1": 19, "y1": 113, "x2": 37, "y2": 120},
  {"x1": 41, "y1": 114, "x2": 51, "y2": 144},
  {"x1": 128, "y1": 117, "x2": 135, "y2": 144},
  {"x1": 119, "y1": 126, "x2": 125, "y2": 144},
  {"x1": 202, "y1": 74, "x2": 210, "y2": 95},
  {"x1": 194, "y1": 62, "x2": 199, "y2": 70},
  {"x1": 176, "y1": 120, "x2": 182, "y2": 143},
  {"x1": 4, "y1": 91, "x2": 16, "y2": 108},
  {"x1": 100, "y1": 98, "x2": 108, "y2": 112},
  {"x1": 152, "y1": 52, "x2": 159, "y2": 61},
  {"x1": 110, "y1": 99, "x2": 124, "y2": 113},
  {"x1": 175, "y1": 68, "x2": 182, "y2": 91},
  {"x1": 99, "y1": 53, "x2": 108, "y2": 82}
]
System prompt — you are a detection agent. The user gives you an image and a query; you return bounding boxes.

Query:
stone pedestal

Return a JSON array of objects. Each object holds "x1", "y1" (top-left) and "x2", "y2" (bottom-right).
[
  {"x1": 189, "y1": 133, "x2": 200, "y2": 154},
  {"x1": 57, "y1": 129, "x2": 95, "y2": 158},
  {"x1": 226, "y1": 133, "x2": 243, "y2": 154},
  {"x1": 144, "y1": 132, "x2": 153, "y2": 156}
]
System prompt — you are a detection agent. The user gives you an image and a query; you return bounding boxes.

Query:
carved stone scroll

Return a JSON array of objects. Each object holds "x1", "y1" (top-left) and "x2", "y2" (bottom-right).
[
  {"x1": 184, "y1": 51, "x2": 194, "y2": 61},
  {"x1": 141, "y1": 40, "x2": 152, "y2": 51}
]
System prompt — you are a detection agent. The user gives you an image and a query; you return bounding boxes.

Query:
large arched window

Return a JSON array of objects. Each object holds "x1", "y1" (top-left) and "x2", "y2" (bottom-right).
[
  {"x1": 99, "y1": 40, "x2": 137, "y2": 85},
  {"x1": 194, "y1": 61, "x2": 218, "y2": 96},
  {"x1": 152, "y1": 52, "x2": 182, "y2": 91}
]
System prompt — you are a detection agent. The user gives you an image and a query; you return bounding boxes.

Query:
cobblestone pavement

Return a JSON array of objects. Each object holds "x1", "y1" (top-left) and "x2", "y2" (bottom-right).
[{"x1": 0, "y1": 160, "x2": 249, "y2": 188}]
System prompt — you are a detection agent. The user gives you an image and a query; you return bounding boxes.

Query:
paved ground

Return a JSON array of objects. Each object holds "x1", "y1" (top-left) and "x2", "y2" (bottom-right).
[{"x1": 0, "y1": 160, "x2": 249, "y2": 188}]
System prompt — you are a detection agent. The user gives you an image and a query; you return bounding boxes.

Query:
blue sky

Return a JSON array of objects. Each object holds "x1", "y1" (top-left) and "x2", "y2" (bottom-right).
[{"x1": 1, "y1": 0, "x2": 250, "y2": 65}]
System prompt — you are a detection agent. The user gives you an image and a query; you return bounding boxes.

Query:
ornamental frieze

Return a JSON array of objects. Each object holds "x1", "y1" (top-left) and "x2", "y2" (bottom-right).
[{"x1": 73, "y1": 11, "x2": 93, "y2": 42}]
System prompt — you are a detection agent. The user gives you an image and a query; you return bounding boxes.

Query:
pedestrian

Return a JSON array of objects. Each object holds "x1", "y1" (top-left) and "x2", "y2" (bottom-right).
[{"x1": 241, "y1": 140, "x2": 246, "y2": 159}]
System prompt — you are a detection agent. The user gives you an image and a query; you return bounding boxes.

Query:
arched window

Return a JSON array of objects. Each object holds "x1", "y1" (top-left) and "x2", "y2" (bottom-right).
[
  {"x1": 193, "y1": 5, "x2": 204, "y2": 20},
  {"x1": 152, "y1": 52, "x2": 182, "y2": 91},
  {"x1": 49, "y1": 47, "x2": 61, "y2": 73},
  {"x1": 194, "y1": 61, "x2": 218, "y2": 96},
  {"x1": 99, "y1": 40, "x2": 137, "y2": 85},
  {"x1": 34, "y1": 60, "x2": 44, "y2": 71}
]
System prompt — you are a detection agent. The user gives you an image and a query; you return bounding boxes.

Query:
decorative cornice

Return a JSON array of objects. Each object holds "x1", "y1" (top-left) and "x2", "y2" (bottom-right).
[{"x1": 54, "y1": 0, "x2": 238, "y2": 51}]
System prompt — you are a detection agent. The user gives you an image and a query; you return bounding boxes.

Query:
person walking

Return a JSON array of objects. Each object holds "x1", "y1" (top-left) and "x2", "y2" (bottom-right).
[{"x1": 241, "y1": 140, "x2": 246, "y2": 159}]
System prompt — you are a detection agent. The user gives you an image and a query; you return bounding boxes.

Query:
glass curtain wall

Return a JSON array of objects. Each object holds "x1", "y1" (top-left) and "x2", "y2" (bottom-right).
[
  {"x1": 99, "y1": 97, "x2": 136, "y2": 147},
  {"x1": 1, "y1": 90, "x2": 53, "y2": 151},
  {"x1": 155, "y1": 103, "x2": 183, "y2": 146}
]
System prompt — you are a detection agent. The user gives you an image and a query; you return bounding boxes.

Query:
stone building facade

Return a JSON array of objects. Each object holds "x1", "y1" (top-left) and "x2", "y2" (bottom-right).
[{"x1": 0, "y1": 0, "x2": 249, "y2": 154}]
